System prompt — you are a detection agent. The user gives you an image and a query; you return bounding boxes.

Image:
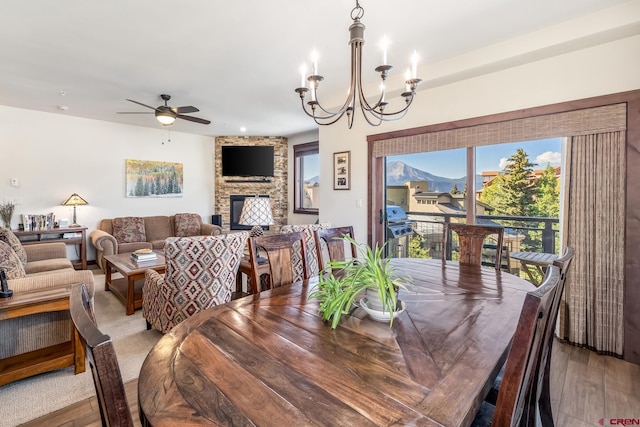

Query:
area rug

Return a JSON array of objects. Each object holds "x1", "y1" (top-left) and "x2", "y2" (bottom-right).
[{"x1": 0, "y1": 269, "x2": 162, "y2": 427}]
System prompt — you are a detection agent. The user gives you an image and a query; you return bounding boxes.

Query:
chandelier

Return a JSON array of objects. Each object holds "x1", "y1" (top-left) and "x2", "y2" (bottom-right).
[{"x1": 295, "y1": 0, "x2": 421, "y2": 128}]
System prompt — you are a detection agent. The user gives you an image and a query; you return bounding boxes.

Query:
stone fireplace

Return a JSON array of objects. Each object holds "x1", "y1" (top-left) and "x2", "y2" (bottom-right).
[{"x1": 214, "y1": 136, "x2": 288, "y2": 231}]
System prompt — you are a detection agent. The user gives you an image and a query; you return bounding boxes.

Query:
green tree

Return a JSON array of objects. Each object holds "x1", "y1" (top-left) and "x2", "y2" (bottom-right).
[
  {"x1": 451, "y1": 184, "x2": 460, "y2": 194},
  {"x1": 494, "y1": 149, "x2": 537, "y2": 217},
  {"x1": 535, "y1": 164, "x2": 559, "y2": 218},
  {"x1": 408, "y1": 233, "x2": 429, "y2": 258},
  {"x1": 481, "y1": 149, "x2": 538, "y2": 250}
]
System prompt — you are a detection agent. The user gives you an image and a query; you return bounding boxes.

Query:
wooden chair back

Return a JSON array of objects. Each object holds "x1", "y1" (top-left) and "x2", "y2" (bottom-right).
[
  {"x1": 443, "y1": 223, "x2": 504, "y2": 271},
  {"x1": 248, "y1": 231, "x2": 309, "y2": 292},
  {"x1": 69, "y1": 283, "x2": 134, "y2": 427},
  {"x1": 492, "y1": 265, "x2": 561, "y2": 426},
  {"x1": 314, "y1": 226, "x2": 357, "y2": 271},
  {"x1": 536, "y1": 246, "x2": 575, "y2": 426}
]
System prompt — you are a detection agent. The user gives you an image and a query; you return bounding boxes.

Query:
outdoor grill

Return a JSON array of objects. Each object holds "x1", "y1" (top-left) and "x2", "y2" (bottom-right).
[{"x1": 386, "y1": 205, "x2": 416, "y2": 238}]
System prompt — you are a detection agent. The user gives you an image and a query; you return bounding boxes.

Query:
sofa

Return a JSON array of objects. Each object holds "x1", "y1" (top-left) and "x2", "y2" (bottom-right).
[
  {"x1": 0, "y1": 227, "x2": 95, "y2": 363},
  {"x1": 90, "y1": 213, "x2": 223, "y2": 272}
]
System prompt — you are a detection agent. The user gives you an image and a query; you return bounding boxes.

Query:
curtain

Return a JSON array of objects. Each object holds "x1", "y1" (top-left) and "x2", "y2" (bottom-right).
[{"x1": 559, "y1": 131, "x2": 625, "y2": 356}]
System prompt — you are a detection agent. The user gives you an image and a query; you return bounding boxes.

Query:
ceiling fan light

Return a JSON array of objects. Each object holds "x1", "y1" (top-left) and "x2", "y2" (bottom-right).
[{"x1": 155, "y1": 110, "x2": 176, "y2": 125}]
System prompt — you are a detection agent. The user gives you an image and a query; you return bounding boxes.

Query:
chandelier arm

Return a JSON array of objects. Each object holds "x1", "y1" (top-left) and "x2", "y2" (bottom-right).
[{"x1": 299, "y1": 99, "x2": 344, "y2": 121}]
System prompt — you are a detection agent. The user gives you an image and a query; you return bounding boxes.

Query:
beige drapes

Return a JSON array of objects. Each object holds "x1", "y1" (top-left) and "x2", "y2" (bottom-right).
[{"x1": 559, "y1": 131, "x2": 626, "y2": 356}]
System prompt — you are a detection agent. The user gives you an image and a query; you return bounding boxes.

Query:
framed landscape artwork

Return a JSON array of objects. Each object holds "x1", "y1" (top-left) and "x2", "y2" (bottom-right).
[
  {"x1": 333, "y1": 151, "x2": 350, "y2": 190},
  {"x1": 125, "y1": 159, "x2": 183, "y2": 198}
]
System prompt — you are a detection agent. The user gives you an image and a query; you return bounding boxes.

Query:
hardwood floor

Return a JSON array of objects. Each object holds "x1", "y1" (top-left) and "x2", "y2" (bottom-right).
[{"x1": 19, "y1": 341, "x2": 640, "y2": 426}]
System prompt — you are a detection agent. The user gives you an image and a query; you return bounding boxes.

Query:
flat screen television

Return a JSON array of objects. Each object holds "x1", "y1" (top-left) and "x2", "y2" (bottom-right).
[{"x1": 221, "y1": 145, "x2": 275, "y2": 177}]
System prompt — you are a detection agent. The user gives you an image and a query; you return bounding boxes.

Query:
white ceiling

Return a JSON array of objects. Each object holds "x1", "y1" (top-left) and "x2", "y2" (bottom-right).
[{"x1": 0, "y1": 0, "x2": 632, "y2": 137}]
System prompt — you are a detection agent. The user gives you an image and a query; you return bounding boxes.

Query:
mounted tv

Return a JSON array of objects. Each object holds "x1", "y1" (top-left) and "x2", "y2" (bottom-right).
[{"x1": 221, "y1": 145, "x2": 275, "y2": 177}]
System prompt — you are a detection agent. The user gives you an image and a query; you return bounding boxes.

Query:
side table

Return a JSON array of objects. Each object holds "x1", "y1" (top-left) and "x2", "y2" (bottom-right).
[
  {"x1": 13, "y1": 227, "x2": 88, "y2": 270},
  {"x1": 0, "y1": 286, "x2": 85, "y2": 386}
]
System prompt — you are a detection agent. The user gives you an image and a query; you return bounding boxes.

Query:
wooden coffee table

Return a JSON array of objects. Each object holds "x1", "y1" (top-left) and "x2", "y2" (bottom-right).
[
  {"x1": 0, "y1": 285, "x2": 85, "y2": 386},
  {"x1": 104, "y1": 252, "x2": 166, "y2": 315}
]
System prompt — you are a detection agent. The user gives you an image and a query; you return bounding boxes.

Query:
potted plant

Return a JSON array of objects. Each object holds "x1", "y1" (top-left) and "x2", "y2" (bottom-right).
[{"x1": 309, "y1": 236, "x2": 412, "y2": 328}]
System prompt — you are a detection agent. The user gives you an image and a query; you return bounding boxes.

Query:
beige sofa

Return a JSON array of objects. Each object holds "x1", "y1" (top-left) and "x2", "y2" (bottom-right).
[
  {"x1": 0, "y1": 229, "x2": 95, "y2": 363},
  {"x1": 90, "y1": 213, "x2": 223, "y2": 272}
]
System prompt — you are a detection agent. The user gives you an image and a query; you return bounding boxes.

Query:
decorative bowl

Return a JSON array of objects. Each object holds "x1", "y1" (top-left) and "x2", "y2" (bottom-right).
[{"x1": 359, "y1": 297, "x2": 406, "y2": 322}]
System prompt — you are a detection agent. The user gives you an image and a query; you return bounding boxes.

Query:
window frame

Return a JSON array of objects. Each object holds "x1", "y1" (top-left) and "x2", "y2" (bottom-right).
[{"x1": 293, "y1": 141, "x2": 319, "y2": 215}]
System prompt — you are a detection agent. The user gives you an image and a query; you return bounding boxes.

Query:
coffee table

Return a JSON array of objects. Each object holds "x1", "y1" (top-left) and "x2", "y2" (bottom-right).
[
  {"x1": 0, "y1": 285, "x2": 85, "y2": 386},
  {"x1": 104, "y1": 251, "x2": 166, "y2": 315}
]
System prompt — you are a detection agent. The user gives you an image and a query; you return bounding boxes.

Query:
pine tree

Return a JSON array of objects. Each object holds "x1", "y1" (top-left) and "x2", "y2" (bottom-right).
[
  {"x1": 451, "y1": 184, "x2": 459, "y2": 194},
  {"x1": 535, "y1": 164, "x2": 559, "y2": 218},
  {"x1": 481, "y1": 149, "x2": 538, "y2": 250},
  {"x1": 496, "y1": 148, "x2": 537, "y2": 217}
]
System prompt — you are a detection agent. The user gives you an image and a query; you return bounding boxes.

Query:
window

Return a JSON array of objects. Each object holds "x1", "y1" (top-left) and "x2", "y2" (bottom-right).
[{"x1": 294, "y1": 141, "x2": 319, "y2": 214}]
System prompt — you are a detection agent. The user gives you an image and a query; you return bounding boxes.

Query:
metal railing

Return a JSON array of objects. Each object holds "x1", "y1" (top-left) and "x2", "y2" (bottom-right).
[{"x1": 389, "y1": 211, "x2": 560, "y2": 263}]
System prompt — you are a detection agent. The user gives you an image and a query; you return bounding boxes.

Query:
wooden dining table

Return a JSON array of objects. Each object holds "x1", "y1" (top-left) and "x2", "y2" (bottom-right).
[{"x1": 138, "y1": 258, "x2": 535, "y2": 427}]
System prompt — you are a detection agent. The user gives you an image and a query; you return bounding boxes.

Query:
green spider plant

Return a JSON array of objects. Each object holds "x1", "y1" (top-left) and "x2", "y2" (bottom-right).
[{"x1": 308, "y1": 236, "x2": 412, "y2": 328}]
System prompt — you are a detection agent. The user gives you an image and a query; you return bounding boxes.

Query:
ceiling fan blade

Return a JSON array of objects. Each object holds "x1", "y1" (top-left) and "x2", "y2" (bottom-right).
[
  {"x1": 126, "y1": 99, "x2": 157, "y2": 110},
  {"x1": 174, "y1": 106, "x2": 199, "y2": 114},
  {"x1": 177, "y1": 114, "x2": 211, "y2": 125}
]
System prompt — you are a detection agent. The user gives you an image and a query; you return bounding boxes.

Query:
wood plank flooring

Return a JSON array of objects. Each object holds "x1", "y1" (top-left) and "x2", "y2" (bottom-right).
[{"x1": 19, "y1": 341, "x2": 640, "y2": 426}]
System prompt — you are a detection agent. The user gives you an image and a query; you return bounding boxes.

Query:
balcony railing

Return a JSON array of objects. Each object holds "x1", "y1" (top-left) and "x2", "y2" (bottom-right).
[{"x1": 386, "y1": 211, "x2": 559, "y2": 275}]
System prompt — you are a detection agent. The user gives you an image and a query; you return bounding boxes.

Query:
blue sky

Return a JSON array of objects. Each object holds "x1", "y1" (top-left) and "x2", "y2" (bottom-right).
[{"x1": 388, "y1": 138, "x2": 563, "y2": 179}]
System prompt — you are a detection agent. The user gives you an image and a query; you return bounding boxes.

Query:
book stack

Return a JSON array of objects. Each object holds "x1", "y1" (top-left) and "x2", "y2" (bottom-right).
[{"x1": 131, "y1": 250, "x2": 158, "y2": 263}]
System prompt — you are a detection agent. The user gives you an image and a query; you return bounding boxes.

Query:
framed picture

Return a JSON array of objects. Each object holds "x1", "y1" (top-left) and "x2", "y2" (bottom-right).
[
  {"x1": 333, "y1": 151, "x2": 350, "y2": 190},
  {"x1": 125, "y1": 159, "x2": 184, "y2": 198}
]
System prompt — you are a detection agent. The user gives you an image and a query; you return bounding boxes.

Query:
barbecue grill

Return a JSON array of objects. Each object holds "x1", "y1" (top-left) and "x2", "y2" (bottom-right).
[{"x1": 386, "y1": 205, "x2": 416, "y2": 238}]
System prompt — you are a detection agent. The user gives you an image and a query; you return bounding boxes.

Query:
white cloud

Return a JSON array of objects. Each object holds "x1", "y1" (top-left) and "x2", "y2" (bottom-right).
[
  {"x1": 498, "y1": 157, "x2": 509, "y2": 169},
  {"x1": 535, "y1": 151, "x2": 561, "y2": 165}
]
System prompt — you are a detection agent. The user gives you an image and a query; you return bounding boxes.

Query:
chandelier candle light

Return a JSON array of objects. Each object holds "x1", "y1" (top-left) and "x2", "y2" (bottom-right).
[{"x1": 295, "y1": 0, "x2": 421, "y2": 128}]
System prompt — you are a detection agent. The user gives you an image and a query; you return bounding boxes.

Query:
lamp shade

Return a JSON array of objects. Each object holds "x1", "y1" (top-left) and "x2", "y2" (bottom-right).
[
  {"x1": 239, "y1": 197, "x2": 274, "y2": 226},
  {"x1": 62, "y1": 193, "x2": 88, "y2": 206},
  {"x1": 62, "y1": 193, "x2": 88, "y2": 227}
]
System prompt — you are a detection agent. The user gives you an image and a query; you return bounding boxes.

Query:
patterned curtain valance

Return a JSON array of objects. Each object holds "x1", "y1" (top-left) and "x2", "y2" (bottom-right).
[{"x1": 372, "y1": 103, "x2": 627, "y2": 158}]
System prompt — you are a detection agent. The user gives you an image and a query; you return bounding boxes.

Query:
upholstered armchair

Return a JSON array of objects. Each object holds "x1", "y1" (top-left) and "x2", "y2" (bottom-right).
[
  {"x1": 142, "y1": 232, "x2": 249, "y2": 333},
  {"x1": 280, "y1": 223, "x2": 330, "y2": 280}
]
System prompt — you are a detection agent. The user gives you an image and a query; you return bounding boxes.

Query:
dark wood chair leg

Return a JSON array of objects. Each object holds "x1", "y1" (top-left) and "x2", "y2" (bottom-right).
[
  {"x1": 146, "y1": 320, "x2": 152, "y2": 330},
  {"x1": 539, "y1": 355, "x2": 555, "y2": 426}
]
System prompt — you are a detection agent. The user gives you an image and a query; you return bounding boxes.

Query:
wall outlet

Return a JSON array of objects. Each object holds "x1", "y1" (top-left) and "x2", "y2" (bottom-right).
[{"x1": 10, "y1": 178, "x2": 19, "y2": 187}]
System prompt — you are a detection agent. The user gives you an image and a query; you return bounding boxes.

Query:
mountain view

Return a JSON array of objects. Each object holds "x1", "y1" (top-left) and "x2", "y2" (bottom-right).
[{"x1": 386, "y1": 161, "x2": 483, "y2": 192}]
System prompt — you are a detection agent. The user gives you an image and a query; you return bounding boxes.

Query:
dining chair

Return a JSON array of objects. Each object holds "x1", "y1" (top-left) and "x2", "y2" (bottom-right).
[
  {"x1": 281, "y1": 222, "x2": 331, "y2": 278},
  {"x1": 314, "y1": 226, "x2": 357, "y2": 271},
  {"x1": 472, "y1": 265, "x2": 561, "y2": 427},
  {"x1": 443, "y1": 223, "x2": 504, "y2": 271},
  {"x1": 143, "y1": 232, "x2": 249, "y2": 333},
  {"x1": 248, "y1": 231, "x2": 309, "y2": 292},
  {"x1": 537, "y1": 246, "x2": 575, "y2": 426},
  {"x1": 69, "y1": 283, "x2": 134, "y2": 427},
  {"x1": 484, "y1": 247, "x2": 575, "y2": 425}
]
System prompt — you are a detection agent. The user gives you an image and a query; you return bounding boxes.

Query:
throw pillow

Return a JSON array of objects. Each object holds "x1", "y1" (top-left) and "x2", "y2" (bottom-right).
[
  {"x1": 112, "y1": 217, "x2": 146, "y2": 244},
  {"x1": 0, "y1": 240, "x2": 26, "y2": 279},
  {"x1": 0, "y1": 227, "x2": 27, "y2": 266},
  {"x1": 174, "y1": 213, "x2": 202, "y2": 237}
]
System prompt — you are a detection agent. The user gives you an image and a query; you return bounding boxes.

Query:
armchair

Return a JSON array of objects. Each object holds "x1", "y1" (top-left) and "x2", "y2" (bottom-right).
[
  {"x1": 0, "y1": 234, "x2": 94, "y2": 373},
  {"x1": 142, "y1": 232, "x2": 249, "y2": 333}
]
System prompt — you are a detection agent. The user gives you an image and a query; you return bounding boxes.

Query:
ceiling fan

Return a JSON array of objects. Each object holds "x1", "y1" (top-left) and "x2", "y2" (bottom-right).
[{"x1": 118, "y1": 94, "x2": 211, "y2": 125}]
